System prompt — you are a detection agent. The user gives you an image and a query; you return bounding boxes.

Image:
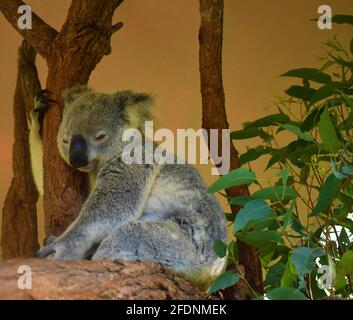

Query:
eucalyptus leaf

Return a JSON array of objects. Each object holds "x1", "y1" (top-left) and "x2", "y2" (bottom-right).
[
  {"x1": 280, "y1": 68, "x2": 331, "y2": 84},
  {"x1": 290, "y1": 247, "x2": 325, "y2": 289},
  {"x1": 332, "y1": 14, "x2": 353, "y2": 26},
  {"x1": 240, "y1": 146, "x2": 272, "y2": 165},
  {"x1": 310, "y1": 82, "x2": 345, "y2": 106},
  {"x1": 237, "y1": 230, "x2": 282, "y2": 256},
  {"x1": 278, "y1": 123, "x2": 313, "y2": 142},
  {"x1": 233, "y1": 200, "x2": 274, "y2": 233},
  {"x1": 335, "y1": 251, "x2": 353, "y2": 289},
  {"x1": 229, "y1": 196, "x2": 253, "y2": 206},
  {"x1": 231, "y1": 127, "x2": 260, "y2": 140},
  {"x1": 213, "y1": 239, "x2": 227, "y2": 258},
  {"x1": 318, "y1": 109, "x2": 342, "y2": 152},
  {"x1": 208, "y1": 168, "x2": 256, "y2": 193},
  {"x1": 310, "y1": 174, "x2": 343, "y2": 216},
  {"x1": 266, "y1": 287, "x2": 307, "y2": 300},
  {"x1": 342, "y1": 165, "x2": 353, "y2": 176},
  {"x1": 285, "y1": 85, "x2": 316, "y2": 101},
  {"x1": 244, "y1": 114, "x2": 290, "y2": 128},
  {"x1": 208, "y1": 271, "x2": 240, "y2": 295},
  {"x1": 252, "y1": 186, "x2": 297, "y2": 202}
]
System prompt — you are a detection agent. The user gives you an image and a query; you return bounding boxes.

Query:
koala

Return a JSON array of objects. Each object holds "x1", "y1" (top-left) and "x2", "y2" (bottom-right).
[{"x1": 34, "y1": 86, "x2": 227, "y2": 287}]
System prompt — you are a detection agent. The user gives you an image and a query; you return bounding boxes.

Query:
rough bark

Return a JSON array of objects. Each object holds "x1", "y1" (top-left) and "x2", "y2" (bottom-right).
[
  {"x1": 0, "y1": 0, "x2": 124, "y2": 236},
  {"x1": 0, "y1": 259, "x2": 205, "y2": 300},
  {"x1": 1, "y1": 41, "x2": 40, "y2": 259},
  {"x1": 198, "y1": 0, "x2": 263, "y2": 297}
]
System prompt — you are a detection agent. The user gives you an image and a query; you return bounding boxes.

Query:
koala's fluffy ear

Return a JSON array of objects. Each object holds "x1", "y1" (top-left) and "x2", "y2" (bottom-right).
[
  {"x1": 116, "y1": 90, "x2": 154, "y2": 131},
  {"x1": 62, "y1": 85, "x2": 92, "y2": 104}
]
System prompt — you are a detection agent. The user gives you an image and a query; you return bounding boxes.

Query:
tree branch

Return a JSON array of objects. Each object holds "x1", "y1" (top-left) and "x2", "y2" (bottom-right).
[
  {"x1": 112, "y1": 22, "x2": 124, "y2": 34},
  {"x1": 0, "y1": 259, "x2": 206, "y2": 300},
  {"x1": 1, "y1": 40, "x2": 40, "y2": 259},
  {"x1": 0, "y1": 0, "x2": 58, "y2": 58},
  {"x1": 199, "y1": 0, "x2": 263, "y2": 297}
]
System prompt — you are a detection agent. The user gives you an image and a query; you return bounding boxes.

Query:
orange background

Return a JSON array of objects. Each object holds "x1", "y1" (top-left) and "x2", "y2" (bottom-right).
[{"x1": 0, "y1": 1, "x2": 352, "y2": 243}]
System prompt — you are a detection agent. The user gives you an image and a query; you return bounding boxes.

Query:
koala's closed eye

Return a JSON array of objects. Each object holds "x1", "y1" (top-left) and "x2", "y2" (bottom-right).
[{"x1": 94, "y1": 131, "x2": 107, "y2": 142}]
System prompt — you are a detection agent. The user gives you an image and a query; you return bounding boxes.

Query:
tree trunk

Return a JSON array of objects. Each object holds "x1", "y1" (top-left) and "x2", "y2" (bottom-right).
[
  {"x1": 198, "y1": 0, "x2": 263, "y2": 297},
  {"x1": 0, "y1": 0, "x2": 124, "y2": 237},
  {"x1": 1, "y1": 41, "x2": 40, "y2": 259},
  {"x1": 0, "y1": 259, "x2": 205, "y2": 300}
]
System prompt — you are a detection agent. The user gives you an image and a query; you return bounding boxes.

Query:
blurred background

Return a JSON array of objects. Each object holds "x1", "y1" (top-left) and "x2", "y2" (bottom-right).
[{"x1": 0, "y1": 0, "x2": 352, "y2": 243}]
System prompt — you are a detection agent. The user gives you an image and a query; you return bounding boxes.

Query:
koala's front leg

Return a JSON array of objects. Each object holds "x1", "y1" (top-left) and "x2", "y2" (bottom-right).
[
  {"x1": 35, "y1": 216, "x2": 96, "y2": 260},
  {"x1": 36, "y1": 163, "x2": 154, "y2": 260}
]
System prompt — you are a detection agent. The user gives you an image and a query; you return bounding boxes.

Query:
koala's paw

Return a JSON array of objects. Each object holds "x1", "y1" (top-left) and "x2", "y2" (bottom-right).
[
  {"x1": 35, "y1": 240, "x2": 77, "y2": 260},
  {"x1": 34, "y1": 242, "x2": 56, "y2": 259},
  {"x1": 34, "y1": 89, "x2": 56, "y2": 112},
  {"x1": 32, "y1": 89, "x2": 56, "y2": 120}
]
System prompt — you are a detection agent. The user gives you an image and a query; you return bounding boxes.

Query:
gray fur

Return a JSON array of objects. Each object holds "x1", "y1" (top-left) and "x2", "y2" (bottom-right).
[{"x1": 36, "y1": 86, "x2": 227, "y2": 286}]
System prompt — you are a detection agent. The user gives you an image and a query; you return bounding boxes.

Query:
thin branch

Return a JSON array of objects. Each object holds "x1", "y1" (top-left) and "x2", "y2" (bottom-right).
[
  {"x1": 112, "y1": 22, "x2": 124, "y2": 34},
  {"x1": 0, "y1": 0, "x2": 58, "y2": 58}
]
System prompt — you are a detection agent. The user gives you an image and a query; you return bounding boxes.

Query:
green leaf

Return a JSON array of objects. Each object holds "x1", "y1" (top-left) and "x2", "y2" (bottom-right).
[
  {"x1": 280, "y1": 68, "x2": 331, "y2": 84},
  {"x1": 266, "y1": 287, "x2": 307, "y2": 300},
  {"x1": 290, "y1": 247, "x2": 325, "y2": 289},
  {"x1": 208, "y1": 168, "x2": 256, "y2": 193},
  {"x1": 233, "y1": 200, "x2": 274, "y2": 233},
  {"x1": 208, "y1": 271, "x2": 240, "y2": 295},
  {"x1": 258, "y1": 129, "x2": 273, "y2": 142},
  {"x1": 335, "y1": 251, "x2": 353, "y2": 289},
  {"x1": 229, "y1": 196, "x2": 253, "y2": 206},
  {"x1": 329, "y1": 53, "x2": 353, "y2": 68},
  {"x1": 310, "y1": 82, "x2": 345, "y2": 106},
  {"x1": 237, "y1": 230, "x2": 282, "y2": 256},
  {"x1": 342, "y1": 165, "x2": 353, "y2": 176},
  {"x1": 213, "y1": 239, "x2": 227, "y2": 258},
  {"x1": 332, "y1": 14, "x2": 353, "y2": 26},
  {"x1": 342, "y1": 93, "x2": 353, "y2": 108},
  {"x1": 266, "y1": 263, "x2": 286, "y2": 288},
  {"x1": 310, "y1": 174, "x2": 343, "y2": 216},
  {"x1": 283, "y1": 199, "x2": 296, "y2": 229},
  {"x1": 323, "y1": 40, "x2": 345, "y2": 52},
  {"x1": 301, "y1": 107, "x2": 324, "y2": 131},
  {"x1": 278, "y1": 167, "x2": 290, "y2": 199},
  {"x1": 318, "y1": 109, "x2": 342, "y2": 152},
  {"x1": 285, "y1": 85, "x2": 316, "y2": 101},
  {"x1": 252, "y1": 186, "x2": 297, "y2": 202},
  {"x1": 266, "y1": 154, "x2": 282, "y2": 170},
  {"x1": 338, "y1": 192, "x2": 353, "y2": 207},
  {"x1": 278, "y1": 123, "x2": 313, "y2": 142},
  {"x1": 280, "y1": 260, "x2": 297, "y2": 288},
  {"x1": 240, "y1": 146, "x2": 272, "y2": 165},
  {"x1": 299, "y1": 165, "x2": 310, "y2": 184},
  {"x1": 244, "y1": 114, "x2": 290, "y2": 128},
  {"x1": 231, "y1": 127, "x2": 261, "y2": 139}
]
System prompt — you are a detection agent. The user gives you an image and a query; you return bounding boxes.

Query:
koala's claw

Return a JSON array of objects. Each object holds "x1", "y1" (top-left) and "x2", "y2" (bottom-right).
[
  {"x1": 34, "y1": 89, "x2": 56, "y2": 113},
  {"x1": 34, "y1": 244, "x2": 56, "y2": 258}
]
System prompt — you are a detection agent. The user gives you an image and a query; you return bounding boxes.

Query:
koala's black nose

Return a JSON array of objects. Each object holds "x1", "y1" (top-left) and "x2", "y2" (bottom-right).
[{"x1": 69, "y1": 134, "x2": 89, "y2": 168}]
